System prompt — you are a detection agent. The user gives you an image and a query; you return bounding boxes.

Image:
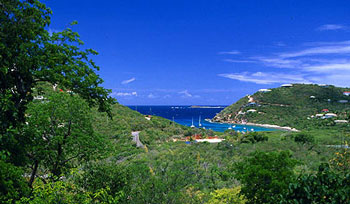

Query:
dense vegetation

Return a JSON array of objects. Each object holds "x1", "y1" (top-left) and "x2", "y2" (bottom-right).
[
  {"x1": 1, "y1": 1, "x2": 350, "y2": 203},
  {"x1": 214, "y1": 84, "x2": 350, "y2": 130}
]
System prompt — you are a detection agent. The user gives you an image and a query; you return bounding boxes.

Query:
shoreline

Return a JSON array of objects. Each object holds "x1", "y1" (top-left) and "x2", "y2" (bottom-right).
[{"x1": 210, "y1": 120, "x2": 299, "y2": 132}]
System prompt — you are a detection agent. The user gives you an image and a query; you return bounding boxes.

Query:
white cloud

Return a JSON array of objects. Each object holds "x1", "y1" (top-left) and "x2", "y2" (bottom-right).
[
  {"x1": 179, "y1": 90, "x2": 192, "y2": 97},
  {"x1": 219, "y1": 72, "x2": 310, "y2": 85},
  {"x1": 121, "y1": 77, "x2": 136, "y2": 85},
  {"x1": 254, "y1": 57, "x2": 303, "y2": 68},
  {"x1": 147, "y1": 93, "x2": 157, "y2": 99},
  {"x1": 279, "y1": 45, "x2": 350, "y2": 58},
  {"x1": 223, "y1": 59, "x2": 257, "y2": 63},
  {"x1": 178, "y1": 90, "x2": 200, "y2": 98},
  {"x1": 317, "y1": 24, "x2": 347, "y2": 31},
  {"x1": 305, "y1": 62, "x2": 350, "y2": 72},
  {"x1": 112, "y1": 91, "x2": 137, "y2": 97},
  {"x1": 218, "y1": 50, "x2": 241, "y2": 55}
]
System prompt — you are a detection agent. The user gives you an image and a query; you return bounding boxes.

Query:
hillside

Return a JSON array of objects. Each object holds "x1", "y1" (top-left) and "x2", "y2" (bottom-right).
[{"x1": 213, "y1": 84, "x2": 350, "y2": 129}]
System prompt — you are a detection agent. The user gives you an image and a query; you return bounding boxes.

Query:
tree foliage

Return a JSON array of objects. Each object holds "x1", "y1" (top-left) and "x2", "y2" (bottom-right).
[
  {"x1": 0, "y1": 0, "x2": 114, "y2": 164},
  {"x1": 24, "y1": 91, "x2": 108, "y2": 183},
  {"x1": 235, "y1": 151, "x2": 298, "y2": 204},
  {"x1": 283, "y1": 163, "x2": 350, "y2": 204}
]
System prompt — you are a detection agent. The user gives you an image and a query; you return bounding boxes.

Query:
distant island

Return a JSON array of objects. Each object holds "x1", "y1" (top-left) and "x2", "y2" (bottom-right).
[{"x1": 190, "y1": 105, "x2": 226, "y2": 109}]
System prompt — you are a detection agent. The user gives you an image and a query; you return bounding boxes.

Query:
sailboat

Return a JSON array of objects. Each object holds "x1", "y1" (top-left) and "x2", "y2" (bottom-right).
[
  {"x1": 190, "y1": 117, "x2": 195, "y2": 128},
  {"x1": 228, "y1": 124, "x2": 232, "y2": 130},
  {"x1": 199, "y1": 115, "x2": 202, "y2": 127}
]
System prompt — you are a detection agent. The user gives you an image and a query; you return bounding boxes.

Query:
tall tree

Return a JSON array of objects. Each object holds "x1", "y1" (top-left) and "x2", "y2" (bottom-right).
[
  {"x1": 24, "y1": 91, "x2": 107, "y2": 185},
  {"x1": 0, "y1": 0, "x2": 114, "y2": 164}
]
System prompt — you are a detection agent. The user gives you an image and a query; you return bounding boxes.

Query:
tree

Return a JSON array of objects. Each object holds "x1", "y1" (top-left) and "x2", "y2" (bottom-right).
[
  {"x1": 234, "y1": 151, "x2": 298, "y2": 204},
  {"x1": 207, "y1": 186, "x2": 247, "y2": 204},
  {"x1": 0, "y1": 153, "x2": 30, "y2": 203},
  {"x1": 0, "y1": 0, "x2": 114, "y2": 164},
  {"x1": 24, "y1": 91, "x2": 108, "y2": 185},
  {"x1": 283, "y1": 163, "x2": 350, "y2": 203}
]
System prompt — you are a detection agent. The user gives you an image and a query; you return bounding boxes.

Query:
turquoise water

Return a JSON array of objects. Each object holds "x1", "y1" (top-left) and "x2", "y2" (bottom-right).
[{"x1": 128, "y1": 105, "x2": 276, "y2": 132}]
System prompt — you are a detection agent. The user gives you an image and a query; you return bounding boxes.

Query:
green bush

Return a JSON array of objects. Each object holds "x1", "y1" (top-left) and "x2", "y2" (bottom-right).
[
  {"x1": 294, "y1": 133, "x2": 315, "y2": 144},
  {"x1": 235, "y1": 151, "x2": 298, "y2": 204}
]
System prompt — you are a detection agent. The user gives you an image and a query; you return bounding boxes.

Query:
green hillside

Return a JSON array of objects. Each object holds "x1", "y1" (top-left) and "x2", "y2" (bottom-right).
[{"x1": 214, "y1": 84, "x2": 350, "y2": 129}]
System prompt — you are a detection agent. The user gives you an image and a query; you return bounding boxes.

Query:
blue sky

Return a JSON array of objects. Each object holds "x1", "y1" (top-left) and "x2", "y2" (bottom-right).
[{"x1": 44, "y1": 0, "x2": 350, "y2": 105}]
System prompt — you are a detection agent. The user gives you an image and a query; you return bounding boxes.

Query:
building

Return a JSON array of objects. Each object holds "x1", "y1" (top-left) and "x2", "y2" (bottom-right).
[
  {"x1": 196, "y1": 137, "x2": 225, "y2": 143},
  {"x1": 247, "y1": 109, "x2": 257, "y2": 113},
  {"x1": 321, "y1": 109, "x2": 329, "y2": 112},
  {"x1": 319, "y1": 84, "x2": 329, "y2": 88},
  {"x1": 258, "y1": 89, "x2": 271, "y2": 93},
  {"x1": 335, "y1": 120, "x2": 348, "y2": 123},
  {"x1": 310, "y1": 96, "x2": 316, "y2": 99},
  {"x1": 247, "y1": 102, "x2": 257, "y2": 107},
  {"x1": 343, "y1": 91, "x2": 350, "y2": 96},
  {"x1": 324, "y1": 113, "x2": 337, "y2": 119},
  {"x1": 281, "y1": 84, "x2": 293, "y2": 88}
]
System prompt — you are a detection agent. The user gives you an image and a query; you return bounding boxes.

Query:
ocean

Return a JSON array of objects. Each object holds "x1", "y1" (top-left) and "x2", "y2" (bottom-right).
[{"x1": 128, "y1": 105, "x2": 275, "y2": 132}]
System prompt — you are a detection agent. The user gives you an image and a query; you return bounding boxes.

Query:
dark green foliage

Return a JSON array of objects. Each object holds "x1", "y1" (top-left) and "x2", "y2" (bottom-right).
[
  {"x1": 283, "y1": 164, "x2": 350, "y2": 204},
  {"x1": 0, "y1": 156, "x2": 30, "y2": 203},
  {"x1": 294, "y1": 133, "x2": 315, "y2": 144},
  {"x1": 235, "y1": 151, "x2": 298, "y2": 204},
  {"x1": 24, "y1": 91, "x2": 109, "y2": 182},
  {"x1": 240, "y1": 132, "x2": 268, "y2": 144},
  {"x1": 75, "y1": 161, "x2": 129, "y2": 200},
  {"x1": 0, "y1": 0, "x2": 114, "y2": 165}
]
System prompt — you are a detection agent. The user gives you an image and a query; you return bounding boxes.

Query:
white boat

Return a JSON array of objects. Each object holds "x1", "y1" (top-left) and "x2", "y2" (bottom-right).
[
  {"x1": 199, "y1": 116, "x2": 202, "y2": 127},
  {"x1": 228, "y1": 124, "x2": 232, "y2": 130},
  {"x1": 190, "y1": 117, "x2": 195, "y2": 128}
]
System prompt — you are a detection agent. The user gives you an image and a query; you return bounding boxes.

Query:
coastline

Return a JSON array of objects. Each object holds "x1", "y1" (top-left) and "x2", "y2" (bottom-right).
[
  {"x1": 210, "y1": 120, "x2": 299, "y2": 132},
  {"x1": 244, "y1": 122, "x2": 299, "y2": 132}
]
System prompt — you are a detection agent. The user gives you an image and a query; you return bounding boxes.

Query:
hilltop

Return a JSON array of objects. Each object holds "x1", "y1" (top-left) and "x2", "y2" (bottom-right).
[{"x1": 213, "y1": 84, "x2": 350, "y2": 130}]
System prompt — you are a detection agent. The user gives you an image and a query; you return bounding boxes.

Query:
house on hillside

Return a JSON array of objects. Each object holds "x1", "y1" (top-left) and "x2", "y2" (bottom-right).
[
  {"x1": 247, "y1": 109, "x2": 257, "y2": 113},
  {"x1": 338, "y1": 100, "x2": 348, "y2": 103},
  {"x1": 34, "y1": 95, "x2": 44, "y2": 100},
  {"x1": 335, "y1": 120, "x2": 348, "y2": 124},
  {"x1": 322, "y1": 109, "x2": 329, "y2": 113},
  {"x1": 259, "y1": 89, "x2": 271, "y2": 93},
  {"x1": 324, "y1": 113, "x2": 337, "y2": 119},
  {"x1": 310, "y1": 96, "x2": 316, "y2": 99},
  {"x1": 247, "y1": 102, "x2": 257, "y2": 107},
  {"x1": 319, "y1": 84, "x2": 329, "y2": 88},
  {"x1": 196, "y1": 136, "x2": 225, "y2": 143},
  {"x1": 281, "y1": 84, "x2": 293, "y2": 88},
  {"x1": 343, "y1": 91, "x2": 350, "y2": 96}
]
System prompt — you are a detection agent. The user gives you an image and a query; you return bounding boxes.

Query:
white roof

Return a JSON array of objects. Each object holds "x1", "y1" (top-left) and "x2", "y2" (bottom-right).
[
  {"x1": 315, "y1": 114, "x2": 324, "y2": 117},
  {"x1": 335, "y1": 120, "x2": 348, "y2": 123},
  {"x1": 258, "y1": 89, "x2": 271, "y2": 92},
  {"x1": 281, "y1": 84, "x2": 293, "y2": 87},
  {"x1": 196, "y1": 139, "x2": 225, "y2": 143},
  {"x1": 325, "y1": 113, "x2": 337, "y2": 116},
  {"x1": 247, "y1": 109, "x2": 257, "y2": 112}
]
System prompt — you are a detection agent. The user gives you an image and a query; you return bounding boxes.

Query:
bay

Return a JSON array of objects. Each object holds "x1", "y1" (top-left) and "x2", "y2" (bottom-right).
[{"x1": 128, "y1": 105, "x2": 275, "y2": 132}]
